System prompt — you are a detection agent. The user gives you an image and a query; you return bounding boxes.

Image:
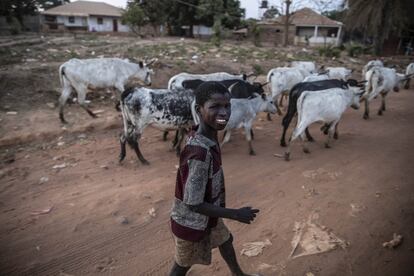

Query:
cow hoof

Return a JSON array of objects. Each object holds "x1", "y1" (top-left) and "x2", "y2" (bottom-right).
[
  {"x1": 307, "y1": 137, "x2": 315, "y2": 142},
  {"x1": 303, "y1": 148, "x2": 310, "y2": 154},
  {"x1": 404, "y1": 85, "x2": 409, "y2": 90},
  {"x1": 284, "y1": 152, "x2": 290, "y2": 161},
  {"x1": 118, "y1": 156, "x2": 125, "y2": 163},
  {"x1": 333, "y1": 133, "x2": 338, "y2": 140},
  {"x1": 141, "y1": 160, "x2": 150, "y2": 166},
  {"x1": 363, "y1": 114, "x2": 369, "y2": 120},
  {"x1": 280, "y1": 141, "x2": 287, "y2": 147},
  {"x1": 249, "y1": 150, "x2": 256, "y2": 156},
  {"x1": 378, "y1": 110, "x2": 383, "y2": 116},
  {"x1": 325, "y1": 143, "x2": 331, "y2": 149},
  {"x1": 267, "y1": 114, "x2": 272, "y2": 121}
]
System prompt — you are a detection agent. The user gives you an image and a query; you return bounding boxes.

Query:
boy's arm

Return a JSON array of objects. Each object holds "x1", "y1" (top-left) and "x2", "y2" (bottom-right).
[{"x1": 189, "y1": 203, "x2": 259, "y2": 224}]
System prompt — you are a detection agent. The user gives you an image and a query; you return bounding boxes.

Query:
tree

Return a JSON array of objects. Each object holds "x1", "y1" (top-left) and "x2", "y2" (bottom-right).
[
  {"x1": 196, "y1": 0, "x2": 244, "y2": 28},
  {"x1": 167, "y1": 0, "x2": 199, "y2": 37},
  {"x1": 263, "y1": 6, "x2": 279, "y2": 19},
  {"x1": 344, "y1": 0, "x2": 406, "y2": 55},
  {"x1": 139, "y1": 0, "x2": 168, "y2": 34},
  {"x1": 283, "y1": 0, "x2": 291, "y2": 46},
  {"x1": 38, "y1": 0, "x2": 70, "y2": 10},
  {"x1": 122, "y1": 1, "x2": 147, "y2": 36}
]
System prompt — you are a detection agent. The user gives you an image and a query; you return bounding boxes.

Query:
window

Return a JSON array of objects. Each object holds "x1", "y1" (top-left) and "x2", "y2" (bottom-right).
[
  {"x1": 97, "y1": 17, "x2": 103, "y2": 25},
  {"x1": 68, "y1": 16, "x2": 75, "y2": 23}
]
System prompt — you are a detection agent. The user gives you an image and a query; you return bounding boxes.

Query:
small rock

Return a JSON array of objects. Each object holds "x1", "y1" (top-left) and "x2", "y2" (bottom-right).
[
  {"x1": 118, "y1": 216, "x2": 129, "y2": 225},
  {"x1": 6, "y1": 111, "x2": 18, "y2": 115},
  {"x1": 100, "y1": 165, "x2": 109, "y2": 170},
  {"x1": 78, "y1": 133, "x2": 87, "y2": 139},
  {"x1": 149, "y1": 208, "x2": 156, "y2": 217},
  {"x1": 383, "y1": 233, "x2": 403, "y2": 249},
  {"x1": 91, "y1": 51, "x2": 95, "y2": 55},
  {"x1": 46, "y1": 102, "x2": 55, "y2": 109},
  {"x1": 39, "y1": 176, "x2": 49, "y2": 184},
  {"x1": 192, "y1": 55, "x2": 199, "y2": 60},
  {"x1": 57, "y1": 142, "x2": 65, "y2": 147},
  {"x1": 52, "y1": 163, "x2": 67, "y2": 169}
]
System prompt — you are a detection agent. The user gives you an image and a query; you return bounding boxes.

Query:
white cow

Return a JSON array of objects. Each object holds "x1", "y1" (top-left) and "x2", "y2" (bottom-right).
[
  {"x1": 284, "y1": 86, "x2": 363, "y2": 161},
  {"x1": 362, "y1": 67, "x2": 406, "y2": 119},
  {"x1": 168, "y1": 72, "x2": 247, "y2": 90},
  {"x1": 221, "y1": 93, "x2": 277, "y2": 155},
  {"x1": 323, "y1": 67, "x2": 353, "y2": 80},
  {"x1": 58, "y1": 58, "x2": 154, "y2": 123},
  {"x1": 362, "y1": 60, "x2": 384, "y2": 76},
  {"x1": 291, "y1": 61, "x2": 316, "y2": 75},
  {"x1": 404, "y1": 63, "x2": 414, "y2": 89},
  {"x1": 267, "y1": 67, "x2": 305, "y2": 111},
  {"x1": 302, "y1": 73, "x2": 330, "y2": 82}
]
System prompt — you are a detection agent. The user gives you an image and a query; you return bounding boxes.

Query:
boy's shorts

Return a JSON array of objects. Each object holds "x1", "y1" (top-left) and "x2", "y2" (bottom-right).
[{"x1": 174, "y1": 219, "x2": 231, "y2": 267}]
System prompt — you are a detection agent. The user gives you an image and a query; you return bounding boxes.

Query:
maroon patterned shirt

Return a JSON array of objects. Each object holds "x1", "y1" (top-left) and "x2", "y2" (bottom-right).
[{"x1": 170, "y1": 132, "x2": 226, "y2": 242}]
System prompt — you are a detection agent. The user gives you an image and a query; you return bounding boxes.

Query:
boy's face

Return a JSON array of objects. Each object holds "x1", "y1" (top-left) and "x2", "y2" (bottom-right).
[{"x1": 198, "y1": 92, "x2": 231, "y2": 131}]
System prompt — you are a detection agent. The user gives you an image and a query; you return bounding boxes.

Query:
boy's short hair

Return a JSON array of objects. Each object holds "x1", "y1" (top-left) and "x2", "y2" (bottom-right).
[{"x1": 194, "y1": 81, "x2": 230, "y2": 106}]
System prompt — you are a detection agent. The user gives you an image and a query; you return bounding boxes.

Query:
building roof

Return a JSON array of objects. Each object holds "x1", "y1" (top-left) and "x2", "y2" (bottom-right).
[
  {"x1": 273, "y1": 7, "x2": 342, "y2": 27},
  {"x1": 41, "y1": 1, "x2": 124, "y2": 17}
]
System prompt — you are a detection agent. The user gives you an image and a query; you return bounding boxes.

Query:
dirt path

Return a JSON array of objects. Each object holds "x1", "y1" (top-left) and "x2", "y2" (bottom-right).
[{"x1": 0, "y1": 86, "x2": 413, "y2": 275}]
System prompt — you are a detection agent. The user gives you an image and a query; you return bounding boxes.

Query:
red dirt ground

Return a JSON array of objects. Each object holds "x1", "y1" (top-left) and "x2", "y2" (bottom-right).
[{"x1": 0, "y1": 86, "x2": 413, "y2": 276}]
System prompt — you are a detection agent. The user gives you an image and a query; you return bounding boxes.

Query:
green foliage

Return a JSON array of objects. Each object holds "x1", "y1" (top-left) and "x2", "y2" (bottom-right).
[
  {"x1": 211, "y1": 18, "x2": 222, "y2": 47},
  {"x1": 317, "y1": 45, "x2": 341, "y2": 58},
  {"x1": 122, "y1": 1, "x2": 146, "y2": 35},
  {"x1": 344, "y1": 42, "x2": 372, "y2": 57},
  {"x1": 252, "y1": 64, "x2": 264, "y2": 75},
  {"x1": 9, "y1": 16, "x2": 21, "y2": 35},
  {"x1": 263, "y1": 6, "x2": 279, "y2": 19},
  {"x1": 196, "y1": 0, "x2": 244, "y2": 28},
  {"x1": 248, "y1": 20, "x2": 262, "y2": 47}
]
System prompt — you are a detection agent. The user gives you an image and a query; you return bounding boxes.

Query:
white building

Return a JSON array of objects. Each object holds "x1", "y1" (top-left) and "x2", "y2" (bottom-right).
[{"x1": 41, "y1": 1, "x2": 129, "y2": 33}]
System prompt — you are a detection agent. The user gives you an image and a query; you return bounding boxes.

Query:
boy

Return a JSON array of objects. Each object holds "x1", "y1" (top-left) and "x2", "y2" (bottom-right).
[{"x1": 170, "y1": 81, "x2": 260, "y2": 276}]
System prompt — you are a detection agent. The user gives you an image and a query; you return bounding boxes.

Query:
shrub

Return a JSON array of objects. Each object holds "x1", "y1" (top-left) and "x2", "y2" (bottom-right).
[
  {"x1": 252, "y1": 64, "x2": 264, "y2": 75},
  {"x1": 318, "y1": 45, "x2": 341, "y2": 58}
]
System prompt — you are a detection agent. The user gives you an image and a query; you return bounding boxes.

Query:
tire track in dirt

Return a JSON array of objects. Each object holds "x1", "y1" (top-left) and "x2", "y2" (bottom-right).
[{"x1": 2, "y1": 219, "x2": 167, "y2": 275}]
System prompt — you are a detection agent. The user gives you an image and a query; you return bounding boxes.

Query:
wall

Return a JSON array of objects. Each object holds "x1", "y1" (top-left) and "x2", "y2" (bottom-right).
[{"x1": 88, "y1": 16, "x2": 129, "y2": 32}]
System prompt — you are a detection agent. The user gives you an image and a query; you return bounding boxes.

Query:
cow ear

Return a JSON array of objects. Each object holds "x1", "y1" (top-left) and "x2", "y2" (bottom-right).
[{"x1": 139, "y1": 61, "x2": 144, "y2": 68}]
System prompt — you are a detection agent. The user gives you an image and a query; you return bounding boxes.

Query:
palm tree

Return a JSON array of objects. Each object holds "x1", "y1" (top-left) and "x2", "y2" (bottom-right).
[{"x1": 344, "y1": 0, "x2": 405, "y2": 55}]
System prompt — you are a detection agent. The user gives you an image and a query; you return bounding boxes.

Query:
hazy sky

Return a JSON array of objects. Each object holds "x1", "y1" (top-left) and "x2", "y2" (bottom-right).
[{"x1": 78, "y1": 0, "x2": 342, "y2": 19}]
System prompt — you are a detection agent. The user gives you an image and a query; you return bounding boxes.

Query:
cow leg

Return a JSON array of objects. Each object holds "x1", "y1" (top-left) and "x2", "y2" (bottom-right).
[
  {"x1": 325, "y1": 121, "x2": 337, "y2": 148},
  {"x1": 378, "y1": 93, "x2": 386, "y2": 115},
  {"x1": 175, "y1": 128, "x2": 187, "y2": 156},
  {"x1": 245, "y1": 125, "x2": 255, "y2": 156},
  {"x1": 77, "y1": 87, "x2": 97, "y2": 118},
  {"x1": 163, "y1": 131, "x2": 169, "y2": 141},
  {"x1": 115, "y1": 100, "x2": 121, "y2": 111},
  {"x1": 333, "y1": 123, "x2": 339, "y2": 140},
  {"x1": 267, "y1": 113, "x2": 272, "y2": 121},
  {"x1": 285, "y1": 121, "x2": 307, "y2": 161},
  {"x1": 250, "y1": 129, "x2": 255, "y2": 141},
  {"x1": 58, "y1": 84, "x2": 73, "y2": 124},
  {"x1": 363, "y1": 98, "x2": 370, "y2": 120},
  {"x1": 280, "y1": 111, "x2": 295, "y2": 147},
  {"x1": 128, "y1": 133, "x2": 149, "y2": 165},
  {"x1": 278, "y1": 94, "x2": 284, "y2": 108},
  {"x1": 305, "y1": 127, "x2": 315, "y2": 142},
  {"x1": 404, "y1": 78, "x2": 410, "y2": 90},
  {"x1": 119, "y1": 133, "x2": 127, "y2": 163}
]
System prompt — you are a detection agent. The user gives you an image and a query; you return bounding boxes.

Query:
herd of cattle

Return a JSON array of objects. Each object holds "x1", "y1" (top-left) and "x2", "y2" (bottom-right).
[{"x1": 57, "y1": 57, "x2": 414, "y2": 163}]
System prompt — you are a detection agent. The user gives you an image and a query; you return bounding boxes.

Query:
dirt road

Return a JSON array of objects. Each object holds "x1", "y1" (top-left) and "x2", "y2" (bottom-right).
[
  {"x1": 1, "y1": 34, "x2": 413, "y2": 276},
  {"x1": 1, "y1": 85, "x2": 413, "y2": 275}
]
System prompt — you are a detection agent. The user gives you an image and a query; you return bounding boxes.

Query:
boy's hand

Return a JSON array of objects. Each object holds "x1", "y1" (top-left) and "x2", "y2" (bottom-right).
[{"x1": 233, "y1": 207, "x2": 260, "y2": 224}]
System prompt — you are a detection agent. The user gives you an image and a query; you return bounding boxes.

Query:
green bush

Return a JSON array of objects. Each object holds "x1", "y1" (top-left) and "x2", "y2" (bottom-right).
[
  {"x1": 252, "y1": 64, "x2": 264, "y2": 75},
  {"x1": 211, "y1": 19, "x2": 222, "y2": 47},
  {"x1": 10, "y1": 17, "x2": 22, "y2": 35},
  {"x1": 345, "y1": 42, "x2": 373, "y2": 57},
  {"x1": 248, "y1": 21, "x2": 262, "y2": 47},
  {"x1": 318, "y1": 45, "x2": 341, "y2": 58}
]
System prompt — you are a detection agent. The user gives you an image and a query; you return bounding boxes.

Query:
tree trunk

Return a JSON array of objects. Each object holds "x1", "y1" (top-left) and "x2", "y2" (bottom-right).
[{"x1": 283, "y1": 0, "x2": 292, "y2": 46}]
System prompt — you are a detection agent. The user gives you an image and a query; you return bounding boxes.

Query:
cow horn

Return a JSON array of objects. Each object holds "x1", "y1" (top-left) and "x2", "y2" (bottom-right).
[
  {"x1": 246, "y1": 72, "x2": 256, "y2": 78},
  {"x1": 146, "y1": 58, "x2": 157, "y2": 66},
  {"x1": 260, "y1": 81, "x2": 269, "y2": 87}
]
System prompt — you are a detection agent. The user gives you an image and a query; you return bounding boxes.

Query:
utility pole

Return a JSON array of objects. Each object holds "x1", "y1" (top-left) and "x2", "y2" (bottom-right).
[{"x1": 283, "y1": 0, "x2": 292, "y2": 46}]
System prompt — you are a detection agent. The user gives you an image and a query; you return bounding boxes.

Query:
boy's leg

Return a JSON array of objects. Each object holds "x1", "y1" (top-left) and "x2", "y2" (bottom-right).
[
  {"x1": 219, "y1": 234, "x2": 245, "y2": 276},
  {"x1": 169, "y1": 262, "x2": 190, "y2": 276}
]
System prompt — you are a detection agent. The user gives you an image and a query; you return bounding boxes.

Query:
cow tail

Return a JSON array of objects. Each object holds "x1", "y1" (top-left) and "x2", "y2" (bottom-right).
[
  {"x1": 58, "y1": 64, "x2": 65, "y2": 87},
  {"x1": 296, "y1": 92, "x2": 308, "y2": 127}
]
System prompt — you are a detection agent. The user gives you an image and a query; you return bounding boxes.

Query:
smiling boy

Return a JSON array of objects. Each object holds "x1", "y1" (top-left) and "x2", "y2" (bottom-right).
[{"x1": 169, "y1": 81, "x2": 260, "y2": 276}]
